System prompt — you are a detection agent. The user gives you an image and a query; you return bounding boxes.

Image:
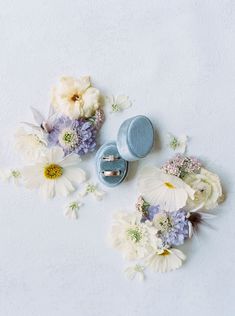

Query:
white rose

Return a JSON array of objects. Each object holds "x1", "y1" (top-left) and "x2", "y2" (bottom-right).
[
  {"x1": 51, "y1": 76, "x2": 100, "y2": 119},
  {"x1": 184, "y1": 168, "x2": 223, "y2": 210}
]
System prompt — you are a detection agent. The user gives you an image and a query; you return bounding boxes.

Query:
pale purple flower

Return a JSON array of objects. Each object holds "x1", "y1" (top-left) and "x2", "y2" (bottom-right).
[
  {"x1": 147, "y1": 205, "x2": 160, "y2": 221},
  {"x1": 161, "y1": 154, "x2": 201, "y2": 178},
  {"x1": 153, "y1": 209, "x2": 189, "y2": 247},
  {"x1": 47, "y1": 115, "x2": 97, "y2": 156}
]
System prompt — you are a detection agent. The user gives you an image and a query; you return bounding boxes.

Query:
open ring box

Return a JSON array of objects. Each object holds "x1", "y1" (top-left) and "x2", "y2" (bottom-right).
[{"x1": 95, "y1": 115, "x2": 154, "y2": 187}]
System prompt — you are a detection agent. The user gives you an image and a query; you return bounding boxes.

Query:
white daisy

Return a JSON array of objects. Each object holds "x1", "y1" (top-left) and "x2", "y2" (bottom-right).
[
  {"x1": 64, "y1": 200, "x2": 82, "y2": 220},
  {"x1": 138, "y1": 167, "x2": 195, "y2": 212},
  {"x1": 15, "y1": 127, "x2": 47, "y2": 161},
  {"x1": 79, "y1": 183, "x2": 105, "y2": 201},
  {"x1": 109, "y1": 211, "x2": 158, "y2": 261},
  {"x1": 22, "y1": 147, "x2": 86, "y2": 199},
  {"x1": 51, "y1": 76, "x2": 100, "y2": 119},
  {"x1": 168, "y1": 133, "x2": 188, "y2": 153},
  {"x1": 0, "y1": 168, "x2": 22, "y2": 185},
  {"x1": 124, "y1": 264, "x2": 145, "y2": 281},
  {"x1": 105, "y1": 95, "x2": 132, "y2": 113},
  {"x1": 146, "y1": 247, "x2": 186, "y2": 273}
]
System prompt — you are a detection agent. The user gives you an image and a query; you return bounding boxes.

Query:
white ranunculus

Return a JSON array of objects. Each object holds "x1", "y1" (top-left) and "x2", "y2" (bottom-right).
[
  {"x1": 51, "y1": 76, "x2": 100, "y2": 119},
  {"x1": 184, "y1": 168, "x2": 223, "y2": 210},
  {"x1": 109, "y1": 212, "x2": 159, "y2": 261}
]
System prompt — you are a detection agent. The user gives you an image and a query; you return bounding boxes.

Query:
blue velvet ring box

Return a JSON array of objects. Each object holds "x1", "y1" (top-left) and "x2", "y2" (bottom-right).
[{"x1": 95, "y1": 115, "x2": 154, "y2": 187}]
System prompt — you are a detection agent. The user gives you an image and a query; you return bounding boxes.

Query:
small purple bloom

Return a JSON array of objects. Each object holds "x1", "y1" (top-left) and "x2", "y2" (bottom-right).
[
  {"x1": 153, "y1": 209, "x2": 189, "y2": 247},
  {"x1": 161, "y1": 154, "x2": 201, "y2": 178},
  {"x1": 147, "y1": 205, "x2": 160, "y2": 221},
  {"x1": 47, "y1": 115, "x2": 97, "y2": 156}
]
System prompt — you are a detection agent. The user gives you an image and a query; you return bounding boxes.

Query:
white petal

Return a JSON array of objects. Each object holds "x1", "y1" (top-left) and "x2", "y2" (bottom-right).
[
  {"x1": 82, "y1": 87, "x2": 100, "y2": 117},
  {"x1": 55, "y1": 176, "x2": 75, "y2": 197},
  {"x1": 63, "y1": 167, "x2": 86, "y2": 185},
  {"x1": 48, "y1": 147, "x2": 65, "y2": 163},
  {"x1": 30, "y1": 107, "x2": 45, "y2": 125},
  {"x1": 115, "y1": 95, "x2": 132, "y2": 109},
  {"x1": 39, "y1": 180, "x2": 55, "y2": 199},
  {"x1": 76, "y1": 76, "x2": 91, "y2": 93},
  {"x1": 60, "y1": 153, "x2": 81, "y2": 168},
  {"x1": 105, "y1": 95, "x2": 114, "y2": 106}
]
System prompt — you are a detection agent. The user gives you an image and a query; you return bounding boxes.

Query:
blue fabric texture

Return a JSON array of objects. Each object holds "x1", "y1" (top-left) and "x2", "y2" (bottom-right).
[{"x1": 117, "y1": 115, "x2": 154, "y2": 161}]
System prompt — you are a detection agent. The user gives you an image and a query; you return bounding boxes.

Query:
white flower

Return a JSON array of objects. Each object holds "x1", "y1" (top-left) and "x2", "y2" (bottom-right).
[
  {"x1": 0, "y1": 168, "x2": 22, "y2": 185},
  {"x1": 184, "y1": 168, "x2": 223, "y2": 210},
  {"x1": 51, "y1": 76, "x2": 100, "y2": 119},
  {"x1": 64, "y1": 200, "x2": 82, "y2": 220},
  {"x1": 105, "y1": 95, "x2": 132, "y2": 113},
  {"x1": 167, "y1": 133, "x2": 187, "y2": 153},
  {"x1": 124, "y1": 264, "x2": 145, "y2": 281},
  {"x1": 146, "y1": 247, "x2": 186, "y2": 273},
  {"x1": 109, "y1": 211, "x2": 158, "y2": 261},
  {"x1": 15, "y1": 127, "x2": 47, "y2": 161},
  {"x1": 138, "y1": 167, "x2": 195, "y2": 212},
  {"x1": 22, "y1": 147, "x2": 86, "y2": 199},
  {"x1": 79, "y1": 183, "x2": 105, "y2": 201}
]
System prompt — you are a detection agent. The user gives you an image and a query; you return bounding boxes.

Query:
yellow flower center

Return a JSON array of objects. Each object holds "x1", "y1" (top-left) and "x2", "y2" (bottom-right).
[
  {"x1": 44, "y1": 164, "x2": 63, "y2": 179},
  {"x1": 159, "y1": 249, "x2": 170, "y2": 256},
  {"x1": 164, "y1": 182, "x2": 175, "y2": 189}
]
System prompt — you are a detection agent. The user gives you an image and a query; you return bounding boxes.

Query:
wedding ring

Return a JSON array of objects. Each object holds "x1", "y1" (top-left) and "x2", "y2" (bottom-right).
[
  {"x1": 102, "y1": 155, "x2": 120, "y2": 162},
  {"x1": 101, "y1": 170, "x2": 121, "y2": 177}
]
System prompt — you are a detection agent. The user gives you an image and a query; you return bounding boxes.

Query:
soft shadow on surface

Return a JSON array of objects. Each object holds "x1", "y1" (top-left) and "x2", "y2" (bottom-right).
[
  {"x1": 125, "y1": 161, "x2": 139, "y2": 182},
  {"x1": 152, "y1": 127, "x2": 162, "y2": 153}
]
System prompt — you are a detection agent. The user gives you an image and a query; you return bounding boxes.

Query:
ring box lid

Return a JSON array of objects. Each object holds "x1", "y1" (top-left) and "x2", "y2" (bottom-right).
[{"x1": 117, "y1": 115, "x2": 154, "y2": 161}]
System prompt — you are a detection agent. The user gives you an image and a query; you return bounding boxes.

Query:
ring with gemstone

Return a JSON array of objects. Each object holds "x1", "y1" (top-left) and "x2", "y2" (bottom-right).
[
  {"x1": 101, "y1": 170, "x2": 121, "y2": 177},
  {"x1": 102, "y1": 155, "x2": 120, "y2": 162}
]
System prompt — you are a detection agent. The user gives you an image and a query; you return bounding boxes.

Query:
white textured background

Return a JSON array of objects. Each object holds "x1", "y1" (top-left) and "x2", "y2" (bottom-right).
[{"x1": 0, "y1": 1, "x2": 234, "y2": 315}]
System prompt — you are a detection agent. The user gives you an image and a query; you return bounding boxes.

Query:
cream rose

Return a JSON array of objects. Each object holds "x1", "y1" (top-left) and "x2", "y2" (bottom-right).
[
  {"x1": 51, "y1": 76, "x2": 100, "y2": 119},
  {"x1": 184, "y1": 168, "x2": 223, "y2": 210}
]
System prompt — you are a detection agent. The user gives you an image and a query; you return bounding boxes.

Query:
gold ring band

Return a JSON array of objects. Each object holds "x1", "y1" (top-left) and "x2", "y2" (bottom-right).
[{"x1": 101, "y1": 170, "x2": 121, "y2": 177}]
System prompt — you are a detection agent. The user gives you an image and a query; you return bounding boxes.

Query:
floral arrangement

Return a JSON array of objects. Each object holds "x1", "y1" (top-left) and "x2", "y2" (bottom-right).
[
  {"x1": 109, "y1": 153, "x2": 224, "y2": 279},
  {"x1": 15, "y1": 75, "x2": 105, "y2": 199},
  {"x1": 0, "y1": 74, "x2": 132, "y2": 218},
  {"x1": 0, "y1": 76, "x2": 106, "y2": 213}
]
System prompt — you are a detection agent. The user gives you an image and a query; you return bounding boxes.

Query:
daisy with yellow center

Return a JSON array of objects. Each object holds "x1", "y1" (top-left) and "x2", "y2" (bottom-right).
[
  {"x1": 146, "y1": 247, "x2": 186, "y2": 272},
  {"x1": 22, "y1": 147, "x2": 86, "y2": 199},
  {"x1": 138, "y1": 166, "x2": 195, "y2": 212}
]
